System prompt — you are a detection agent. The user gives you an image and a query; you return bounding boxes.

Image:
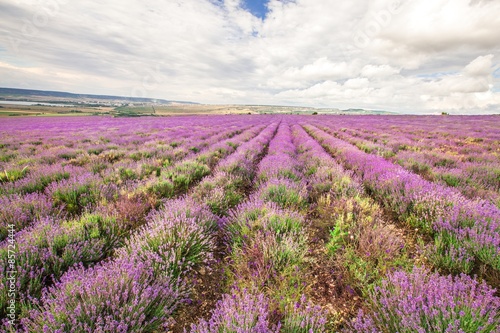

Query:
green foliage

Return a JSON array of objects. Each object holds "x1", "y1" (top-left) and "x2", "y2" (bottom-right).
[
  {"x1": 118, "y1": 167, "x2": 137, "y2": 181},
  {"x1": 410, "y1": 161, "x2": 431, "y2": 175},
  {"x1": 441, "y1": 173, "x2": 461, "y2": 187},
  {"x1": 381, "y1": 150, "x2": 396, "y2": 158},
  {"x1": 305, "y1": 166, "x2": 317, "y2": 176},
  {"x1": 129, "y1": 216, "x2": 217, "y2": 280},
  {"x1": 98, "y1": 151, "x2": 124, "y2": 163},
  {"x1": 14, "y1": 171, "x2": 70, "y2": 195},
  {"x1": 434, "y1": 157, "x2": 456, "y2": 168},
  {"x1": 87, "y1": 147, "x2": 104, "y2": 155},
  {"x1": 40, "y1": 155, "x2": 58, "y2": 165},
  {"x1": 0, "y1": 213, "x2": 120, "y2": 310},
  {"x1": 145, "y1": 180, "x2": 175, "y2": 199},
  {"x1": 342, "y1": 246, "x2": 411, "y2": 296},
  {"x1": 326, "y1": 219, "x2": 348, "y2": 255},
  {"x1": 258, "y1": 169, "x2": 300, "y2": 184},
  {"x1": 90, "y1": 162, "x2": 107, "y2": 174},
  {"x1": 260, "y1": 184, "x2": 307, "y2": 210},
  {"x1": 52, "y1": 184, "x2": 99, "y2": 216},
  {"x1": 58, "y1": 151, "x2": 78, "y2": 160},
  {"x1": 321, "y1": 195, "x2": 410, "y2": 295},
  {"x1": 429, "y1": 232, "x2": 474, "y2": 274},
  {"x1": 167, "y1": 160, "x2": 211, "y2": 191},
  {"x1": 227, "y1": 206, "x2": 304, "y2": 249},
  {"x1": 140, "y1": 163, "x2": 161, "y2": 178},
  {"x1": 356, "y1": 143, "x2": 374, "y2": 154},
  {"x1": 75, "y1": 214, "x2": 124, "y2": 253},
  {"x1": 205, "y1": 185, "x2": 243, "y2": 216},
  {"x1": 129, "y1": 151, "x2": 153, "y2": 161},
  {"x1": 267, "y1": 214, "x2": 303, "y2": 238},
  {"x1": 196, "y1": 147, "x2": 228, "y2": 168},
  {"x1": 0, "y1": 153, "x2": 17, "y2": 163},
  {"x1": 405, "y1": 200, "x2": 451, "y2": 235},
  {"x1": 0, "y1": 167, "x2": 28, "y2": 183},
  {"x1": 230, "y1": 230, "x2": 308, "y2": 297}
]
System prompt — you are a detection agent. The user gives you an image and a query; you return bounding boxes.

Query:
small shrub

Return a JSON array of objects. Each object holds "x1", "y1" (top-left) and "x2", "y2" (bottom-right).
[
  {"x1": 258, "y1": 179, "x2": 307, "y2": 210},
  {"x1": 189, "y1": 290, "x2": 278, "y2": 333},
  {"x1": 23, "y1": 258, "x2": 181, "y2": 333},
  {"x1": 0, "y1": 193, "x2": 53, "y2": 241},
  {"x1": 0, "y1": 167, "x2": 28, "y2": 183},
  {"x1": 346, "y1": 267, "x2": 500, "y2": 333},
  {"x1": 90, "y1": 161, "x2": 107, "y2": 174},
  {"x1": 102, "y1": 194, "x2": 151, "y2": 231},
  {"x1": 87, "y1": 147, "x2": 104, "y2": 155},
  {"x1": 0, "y1": 153, "x2": 16, "y2": 163},
  {"x1": 326, "y1": 219, "x2": 348, "y2": 255},
  {"x1": 281, "y1": 295, "x2": 327, "y2": 333},
  {"x1": 140, "y1": 163, "x2": 161, "y2": 178},
  {"x1": 118, "y1": 167, "x2": 138, "y2": 181},
  {"x1": 192, "y1": 173, "x2": 245, "y2": 216},
  {"x1": 145, "y1": 179, "x2": 175, "y2": 200},
  {"x1": 16, "y1": 171, "x2": 70, "y2": 194},
  {"x1": 429, "y1": 233, "x2": 475, "y2": 274},
  {"x1": 230, "y1": 230, "x2": 308, "y2": 291},
  {"x1": 227, "y1": 199, "x2": 304, "y2": 248},
  {"x1": 58, "y1": 151, "x2": 78, "y2": 160},
  {"x1": 121, "y1": 198, "x2": 217, "y2": 280},
  {"x1": 441, "y1": 173, "x2": 461, "y2": 187},
  {"x1": 51, "y1": 183, "x2": 97, "y2": 216}
]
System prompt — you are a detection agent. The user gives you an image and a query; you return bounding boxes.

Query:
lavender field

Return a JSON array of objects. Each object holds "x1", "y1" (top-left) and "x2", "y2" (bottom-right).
[{"x1": 1, "y1": 115, "x2": 499, "y2": 332}]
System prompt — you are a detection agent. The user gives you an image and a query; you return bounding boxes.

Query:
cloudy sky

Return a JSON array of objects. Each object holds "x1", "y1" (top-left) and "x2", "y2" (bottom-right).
[{"x1": 1, "y1": 0, "x2": 499, "y2": 113}]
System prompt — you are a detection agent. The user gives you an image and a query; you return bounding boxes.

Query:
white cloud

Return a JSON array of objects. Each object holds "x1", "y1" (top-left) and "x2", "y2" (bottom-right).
[
  {"x1": 0, "y1": 0, "x2": 499, "y2": 113},
  {"x1": 464, "y1": 54, "x2": 495, "y2": 77},
  {"x1": 361, "y1": 64, "x2": 400, "y2": 78}
]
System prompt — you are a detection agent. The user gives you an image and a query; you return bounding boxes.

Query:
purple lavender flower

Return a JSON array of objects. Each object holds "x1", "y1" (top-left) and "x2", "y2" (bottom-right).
[
  {"x1": 282, "y1": 294, "x2": 328, "y2": 333},
  {"x1": 346, "y1": 267, "x2": 500, "y2": 333},
  {"x1": 119, "y1": 197, "x2": 218, "y2": 280},
  {"x1": 188, "y1": 289, "x2": 279, "y2": 333},
  {"x1": 23, "y1": 258, "x2": 181, "y2": 333}
]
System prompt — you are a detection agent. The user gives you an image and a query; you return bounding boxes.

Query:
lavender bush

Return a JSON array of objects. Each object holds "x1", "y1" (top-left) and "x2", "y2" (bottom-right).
[
  {"x1": 281, "y1": 295, "x2": 328, "y2": 333},
  {"x1": 119, "y1": 198, "x2": 218, "y2": 280},
  {"x1": 23, "y1": 258, "x2": 181, "y2": 333},
  {"x1": 346, "y1": 267, "x2": 500, "y2": 333},
  {"x1": 257, "y1": 178, "x2": 308, "y2": 210},
  {"x1": 226, "y1": 199, "x2": 304, "y2": 248},
  {"x1": 188, "y1": 289, "x2": 279, "y2": 333}
]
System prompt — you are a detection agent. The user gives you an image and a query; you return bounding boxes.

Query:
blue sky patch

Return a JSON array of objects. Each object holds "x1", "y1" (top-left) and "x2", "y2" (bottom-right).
[
  {"x1": 243, "y1": 0, "x2": 269, "y2": 19},
  {"x1": 415, "y1": 71, "x2": 457, "y2": 79},
  {"x1": 493, "y1": 67, "x2": 500, "y2": 78}
]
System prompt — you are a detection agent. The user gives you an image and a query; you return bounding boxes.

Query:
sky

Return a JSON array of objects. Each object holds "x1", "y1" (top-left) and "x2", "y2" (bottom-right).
[{"x1": 0, "y1": 0, "x2": 499, "y2": 114}]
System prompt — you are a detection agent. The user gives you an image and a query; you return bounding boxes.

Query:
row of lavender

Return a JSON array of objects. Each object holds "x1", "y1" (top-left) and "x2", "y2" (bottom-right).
[
  {"x1": 315, "y1": 115, "x2": 500, "y2": 207},
  {"x1": 189, "y1": 122, "x2": 326, "y2": 331}
]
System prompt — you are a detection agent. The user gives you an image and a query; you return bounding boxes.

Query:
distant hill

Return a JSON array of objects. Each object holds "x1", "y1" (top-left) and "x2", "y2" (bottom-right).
[
  {"x1": 0, "y1": 87, "x2": 197, "y2": 105},
  {"x1": 0, "y1": 88, "x2": 396, "y2": 115},
  {"x1": 340, "y1": 108, "x2": 395, "y2": 115}
]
